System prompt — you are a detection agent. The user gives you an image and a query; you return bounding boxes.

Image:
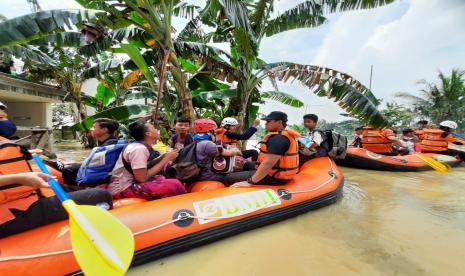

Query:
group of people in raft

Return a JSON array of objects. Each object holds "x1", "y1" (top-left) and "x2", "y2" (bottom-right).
[
  {"x1": 349, "y1": 120, "x2": 465, "y2": 160},
  {"x1": 1, "y1": 111, "x2": 335, "y2": 237}
]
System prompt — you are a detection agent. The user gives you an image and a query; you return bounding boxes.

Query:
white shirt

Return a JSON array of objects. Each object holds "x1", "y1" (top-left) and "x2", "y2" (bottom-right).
[{"x1": 306, "y1": 130, "x2": 324, "y2": 146}]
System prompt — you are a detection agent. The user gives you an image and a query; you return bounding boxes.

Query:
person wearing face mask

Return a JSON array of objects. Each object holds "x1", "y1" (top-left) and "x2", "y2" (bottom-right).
[
  {"x1": 0, "y1": 102, "x2": 17, "y2": 140},
  {"x1": 107, "y1": 121, "x2": 186, "y2": 200}
]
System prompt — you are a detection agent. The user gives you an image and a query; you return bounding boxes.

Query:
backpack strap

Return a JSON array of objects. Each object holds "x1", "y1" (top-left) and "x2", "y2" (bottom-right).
[{"x1": 121, "y1": 141, "x2": 160, "y2": 175}]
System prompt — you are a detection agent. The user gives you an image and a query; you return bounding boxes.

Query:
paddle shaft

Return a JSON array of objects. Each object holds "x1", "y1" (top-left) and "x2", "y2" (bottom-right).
[
  {"x1": 32, "y1": 154, "x2": 69, "y2": 202},
  {"x1": 32, "y1": 154, "x2": 129, "y2": 273}
]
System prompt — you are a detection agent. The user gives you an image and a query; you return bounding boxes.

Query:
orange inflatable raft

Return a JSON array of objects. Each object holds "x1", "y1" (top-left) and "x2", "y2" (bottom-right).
[
  {"x1": 337, "y1": 147, "x2": 462, "y2": 171},
  {"x1": 0, "y1": 157, "x2": 343, "y2": 275}
]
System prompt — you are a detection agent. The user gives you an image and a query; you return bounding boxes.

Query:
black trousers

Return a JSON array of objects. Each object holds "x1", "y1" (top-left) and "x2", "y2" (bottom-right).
[
  {"x1": 224, "y1": 170, "x2": 287, "y2": 186},
  {"x1": 242, "y1": 149, "x2": 259, "y2": 161},
  {"x1": 62, "y1": 163, "x2": 81, "y2": 186},
  {"x1": 0, "y1": 188, "x2": 112, "y2": 238}
]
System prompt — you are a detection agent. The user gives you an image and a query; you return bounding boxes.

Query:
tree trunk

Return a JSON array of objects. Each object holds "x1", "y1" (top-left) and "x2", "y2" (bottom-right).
[
  {"x1": 236, "y1": 79, "x2": 253, "y2": 131},
  {"x1": 168, "y1": 54, "x2": 195, "y2": 122}
]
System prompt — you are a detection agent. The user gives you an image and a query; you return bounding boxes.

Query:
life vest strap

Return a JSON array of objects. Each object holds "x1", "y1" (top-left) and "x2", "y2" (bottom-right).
[{"x1": 0, "y1": 156, "x2": 27, "y2": 165}]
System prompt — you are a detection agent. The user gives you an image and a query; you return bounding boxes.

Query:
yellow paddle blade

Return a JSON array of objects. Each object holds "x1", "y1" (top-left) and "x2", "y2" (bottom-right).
[
  {"x1": 416, "y1": 154, "x2": 450, "y2": 173},
  {"x1": 63, "y1": 201, "x2": 134, "y2": 275}
]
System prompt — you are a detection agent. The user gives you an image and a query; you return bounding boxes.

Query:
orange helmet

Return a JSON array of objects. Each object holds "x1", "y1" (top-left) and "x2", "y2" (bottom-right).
[{"x1": 193, "y1": 119, "x2": 217, "y2": 133}]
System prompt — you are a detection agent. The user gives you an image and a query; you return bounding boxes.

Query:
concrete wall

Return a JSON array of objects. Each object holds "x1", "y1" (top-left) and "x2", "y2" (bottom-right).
[
  {"x1": 6, "y1": 101, "x2": 48, "y2": 126},
  {"x1": 3, "y1": 101, "x2": 51, "y2": 137}
]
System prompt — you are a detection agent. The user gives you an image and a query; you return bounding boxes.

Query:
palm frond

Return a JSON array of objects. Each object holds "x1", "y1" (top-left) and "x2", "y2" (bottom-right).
[
  {"x1": 173, "y1": 3, "x2": 199, "y2": 19},
  {"x1": 0, "y1": 10, "x2": 97, "y2": 47},
  {"x1": 28, "y1": 32, "x2": 85, "y2": 47},
  {"x1": 265, "y1": 1, "x2": 326, "y2": 37},
  {"x1": 81, "y1": 59, "x2": 123, "y2": 79},
  {"x1": 2, "y1": 45, "x2": 58, "y2": 66},
  {"x1": 261, "y1": 91, "x2": 304, "y2": 107},
  {"x1": 250, "y1": 0, "x2": 273, "y2": 35},
  {"x1": 267, "y1": 63, "x2": 388, "y2": 127},
  {"x1": 79, "y1": 26, "x2": 146, "y2": 57},
  {"x1": 174, "y1": 41, "x2": 229, "y2": 59},
  {"x1": 176, "y1": 16, "x2": 205, "y2": 42},
  {"x1": 70, "y1": 104, "x2": 151, "y2": 131},
  {"x1": 219, "y1": 0, "x2": 254, "y2": 35},
  {"x1": 321, "y1": 0, "x2": 396, "y2": 13}
]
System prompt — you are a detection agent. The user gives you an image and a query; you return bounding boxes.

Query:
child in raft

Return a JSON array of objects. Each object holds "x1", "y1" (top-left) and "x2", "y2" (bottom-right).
[
  {"x1": 170, "y1": 116, "x2": 193, "y2": 150},
  {"x1": 107, "y1": 121, "x2": 186, "y2": 200},
  {"x1": 215, "y1": 117, "x2": 260, "y2": 161}
]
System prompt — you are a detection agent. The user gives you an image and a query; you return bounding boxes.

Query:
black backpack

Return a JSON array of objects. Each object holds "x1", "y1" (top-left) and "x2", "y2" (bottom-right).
[
  {"x1": 170, "y1": 142, "x2": 203, "y2": 182},
  {"x1": 322, "y1": 130, "x2": 348, "y2": 159}
]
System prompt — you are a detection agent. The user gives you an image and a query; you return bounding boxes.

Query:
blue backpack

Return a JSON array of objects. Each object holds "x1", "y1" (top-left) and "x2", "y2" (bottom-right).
[{"x1": 76, "y1": 139, "x2": 126, "y2": 186}]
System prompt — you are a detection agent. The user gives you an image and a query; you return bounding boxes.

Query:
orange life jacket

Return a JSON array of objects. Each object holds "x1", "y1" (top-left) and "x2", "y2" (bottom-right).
[
  {"x1": 414, "y1": 129, "x2": 425, "y2": 141},
  {"x1": 361, "y1": 127, "x2": 393, "y2": 154},
  {"x1": 0, "y1": 142, "x2": 39, "y2": 224},
  {"x1": 257, "y1": 129, "x2": 300, "y2": 180},
  {"x1": 420, "y1": 129, "x2": 448, "y2": 152},
  {"x1": 215, "y1": 128, "x2": 238, "y2": 147}
]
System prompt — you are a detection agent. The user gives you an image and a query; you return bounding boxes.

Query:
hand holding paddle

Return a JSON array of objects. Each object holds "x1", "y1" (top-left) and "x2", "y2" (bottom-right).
[{"x1": 32, "y1": 154, "x2": 134, "y2": 275}]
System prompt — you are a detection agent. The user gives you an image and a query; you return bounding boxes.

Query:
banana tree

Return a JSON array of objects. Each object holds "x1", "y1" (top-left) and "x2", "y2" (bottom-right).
[
  {"x1": 73, "y1": 0, "x2": 203, "y2": 121},
  {"x1": 195, "y1": 0, "x2": 394, "y2": 127}
]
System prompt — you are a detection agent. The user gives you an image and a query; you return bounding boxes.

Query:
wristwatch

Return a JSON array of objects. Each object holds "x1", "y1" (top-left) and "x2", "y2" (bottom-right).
[{"x1": 247, "y1": 177, "x2": 256, "y2": 184}]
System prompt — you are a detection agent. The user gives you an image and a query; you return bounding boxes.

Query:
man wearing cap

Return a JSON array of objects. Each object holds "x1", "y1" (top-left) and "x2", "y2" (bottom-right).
[
  {"x1": 0, "y1": 102, "x2": 17, "y2": 140},
  {"x1": 224, "y1": 111, "x2": 301, "y2": 187}
]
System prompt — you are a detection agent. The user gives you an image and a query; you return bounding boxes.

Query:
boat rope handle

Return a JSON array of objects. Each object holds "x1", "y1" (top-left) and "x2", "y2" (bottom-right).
[{"x1": 0, "y1": 159, "x2": 338, "y2": 262}]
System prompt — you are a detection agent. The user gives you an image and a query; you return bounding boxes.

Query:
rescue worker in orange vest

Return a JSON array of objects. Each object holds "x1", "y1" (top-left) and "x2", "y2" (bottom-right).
[
  {"x1": 414, "y1": 120, "x2": 428, "y2": 141},
  {"x1": 361, "y1": 127, "x2": 408, "y2": 155},
  {"x1": 224, "y1": 111, "x2": 300, "y2": 187},
  {"x1": 0, "y1": 172, "x2": 112, "y2": 238},
  {"x1": 421, "y1": 120, "x2": 465, "y2": 160},
  {"x1": 0, "y1": 140, "x2": 114, "y2": 238},
  {"x1": 216, "y1": 117, "x2": 260, "y2": 161}
]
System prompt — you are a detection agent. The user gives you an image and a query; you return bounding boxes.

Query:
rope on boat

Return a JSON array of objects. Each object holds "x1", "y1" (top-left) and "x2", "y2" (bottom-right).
[{"x1": 0, "y1": 159, "x2": 338, "y2": 262}]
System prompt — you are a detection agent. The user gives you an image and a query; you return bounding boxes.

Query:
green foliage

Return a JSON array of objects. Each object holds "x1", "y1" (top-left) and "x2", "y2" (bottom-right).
[
  {"x1": 381, "y1": 102, "x2": 416, "y2": 130},
  {"x1": 267, "y1": 63, "x2": 388, "y2": 127},
  {"x1": 265, "y1": 1, "x2": 326, "y2": 37},
  {"x1": 318, "y1": 119, "x2": 362, "y2": 138},
  {"x1": 0, "y1": 10, "x2": 97, "y2": 47},
  {"x1": 396, "y1": 69, "x2": 465, "y2": 132},
  {"x1": 52, "y1": 103, "x2": 75, "y2": 129},
  {"x1": 288, "y1": 124, "x2": 306, "y2": 134},
  {"x1": 71, "y1": 104, "x2": 151, "y2": 131}
]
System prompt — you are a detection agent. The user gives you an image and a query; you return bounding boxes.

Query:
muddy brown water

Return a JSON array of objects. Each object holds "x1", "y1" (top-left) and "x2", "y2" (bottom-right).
[{"x1": 54, "y1": 143, "x2": 465, "y2": 275}]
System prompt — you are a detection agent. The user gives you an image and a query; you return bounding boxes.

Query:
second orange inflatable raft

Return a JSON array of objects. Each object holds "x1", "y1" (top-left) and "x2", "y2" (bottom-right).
[
  {"x1": 0, "y1": 157, "x2": 343, "y2": 275},
  {"x1": 337, "y1": 147, "x2": 462, "y2": 171}
]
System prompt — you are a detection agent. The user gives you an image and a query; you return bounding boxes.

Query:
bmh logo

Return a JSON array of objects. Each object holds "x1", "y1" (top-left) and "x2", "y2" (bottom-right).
[{"x1": 193, "y1": 189, "x2": 282, "y2": 224}]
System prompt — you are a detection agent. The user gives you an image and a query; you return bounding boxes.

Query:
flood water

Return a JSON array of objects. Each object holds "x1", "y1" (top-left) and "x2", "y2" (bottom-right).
[
  {"x1": 128, "y1": 166, "x2": 465, "y2": 276},
  {"x1": 54, "y1": 143, "x2": 465, "y2": 275}
]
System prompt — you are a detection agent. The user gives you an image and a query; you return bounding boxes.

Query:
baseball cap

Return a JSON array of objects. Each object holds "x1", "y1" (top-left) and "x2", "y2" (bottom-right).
[
  {"x1": 0, "y1": 101, "x2": 7, "y2": 109},
  {"x1": 261, "y1": 111, "x2": 288, "y2": 122}
]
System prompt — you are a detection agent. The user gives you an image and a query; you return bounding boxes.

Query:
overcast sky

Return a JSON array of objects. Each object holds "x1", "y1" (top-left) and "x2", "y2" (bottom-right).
[{"x1": 2, "y1": 0, "x2": 464, "y2": 124}]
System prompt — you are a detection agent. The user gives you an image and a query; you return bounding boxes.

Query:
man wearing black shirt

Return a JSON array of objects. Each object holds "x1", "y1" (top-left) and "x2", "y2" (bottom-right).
[{"x1": 224, "y1": 111, "x2": 299, "y2": 187}]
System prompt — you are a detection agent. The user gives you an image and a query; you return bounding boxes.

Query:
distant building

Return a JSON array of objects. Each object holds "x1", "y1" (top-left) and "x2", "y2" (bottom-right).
[{"x1": 0, "y1": 72, "x2": 68, "y2": 138}]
